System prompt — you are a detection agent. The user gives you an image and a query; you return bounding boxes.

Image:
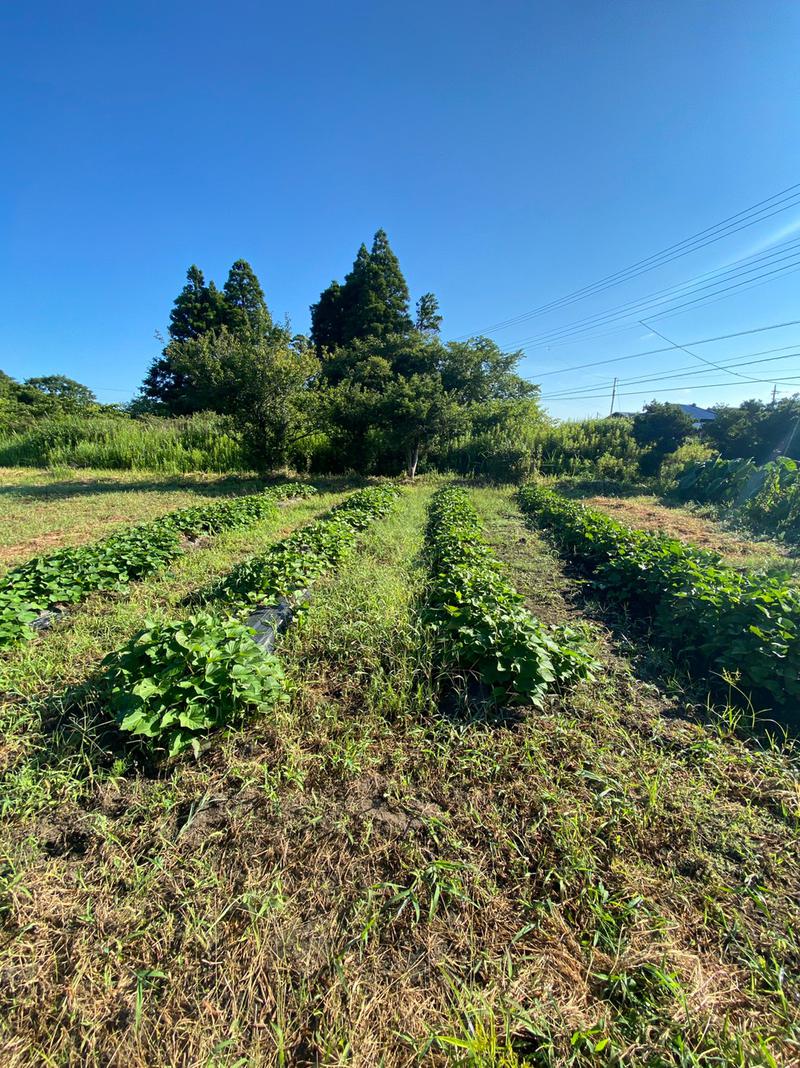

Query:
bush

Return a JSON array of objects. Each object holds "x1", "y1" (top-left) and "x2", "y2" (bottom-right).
[
  {"x1": 658, "y1": 440, "x2": 717, "y2": 488},
  {"x1": 675, "y1": 456, "x2": 800, "y2": 538},
  {"x1": 101, "y1": 613, "x2": 287, "y2": 755},
  {"x1": 530, "y1": 418, "x2": 643, "y2": 481},
  {"x1": 424, "y1": 486, "x2": 595, "y2": 704},
  {"x1": 518, "y1": 483, "x2": 800, "y2": 709}
]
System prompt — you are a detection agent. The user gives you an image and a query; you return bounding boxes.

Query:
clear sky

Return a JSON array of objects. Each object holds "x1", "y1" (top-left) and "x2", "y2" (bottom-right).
[{"x1": 2, "y1": 1, "x2": 800, "y2": 420}]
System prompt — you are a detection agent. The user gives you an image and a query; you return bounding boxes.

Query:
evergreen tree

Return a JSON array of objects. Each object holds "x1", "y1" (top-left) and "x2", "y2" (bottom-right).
[
  {"x1": 310, "y1": 279, "x2": 345, "y2": 353},
  {"x1": 415, "y1": 293, "x2": 442, "y2": 334},
  {"x1": 168, "y1": 266, "x2": 226, "y2": 342},
  {"x1": 222, "y1": 259, "x2": 271, "y2": 338},
  {"x1": 310, "y1": 230, "x2": 413, "y2": 357},
  {"x1": 363, "y1": 228, "x2": 412, "y2": 337}
]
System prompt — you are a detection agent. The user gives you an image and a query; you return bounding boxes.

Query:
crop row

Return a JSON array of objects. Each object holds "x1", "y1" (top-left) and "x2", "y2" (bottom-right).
[
  {"x1": 423, "y1": 486, "x2": 595, "y2": 706},
  {"x1": 215, "y1": 484, "x2": 403, "y2": 607},
  {"x1": 100, "y1": 484, "x2": 402, "y2": 756},
  {"x1": 0, "y1": 481, "x2": 316, "y2": 648},
  {"x1": 518, "y1": 484, "x2": 800, "y2": 708}
]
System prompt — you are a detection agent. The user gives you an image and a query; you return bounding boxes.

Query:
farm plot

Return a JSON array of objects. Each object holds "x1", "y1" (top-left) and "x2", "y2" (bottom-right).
[
  {"x1": 578, "y1": 491, "x2": 792, "y2": 573},
  {"x1": 519, "y1": 483, "x2": 800, "y2": 714},
  {"x1": 0, "y1": 467, "x2": 271, "y2": 568},
  {"x1": 0, "y1": 481, "x2": 315, "y2": 648},
  {"x1": 422, "y1": 485, "x2": 595, "y2": 706},
  {"x1": 1, "y1": 481, "x2": 799, "y2": 1067}
]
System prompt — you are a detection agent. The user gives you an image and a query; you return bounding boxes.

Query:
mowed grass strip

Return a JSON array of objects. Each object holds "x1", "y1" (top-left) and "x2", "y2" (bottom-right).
[
  {"x1": 466, "y1": 483, "x2": 800, "y2": 1064},
  {"x1": 0, "y1": 467, "x2": 272, "y2": 570}
]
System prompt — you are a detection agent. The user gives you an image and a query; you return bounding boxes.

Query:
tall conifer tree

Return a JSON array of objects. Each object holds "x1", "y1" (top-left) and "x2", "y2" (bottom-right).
[{"x1": 223, "y1": 259, "x2": 271, "y2": 338}]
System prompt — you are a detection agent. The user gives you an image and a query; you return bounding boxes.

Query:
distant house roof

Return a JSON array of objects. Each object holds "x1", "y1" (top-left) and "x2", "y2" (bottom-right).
[
  {"x1": 673, "y1": 403, "x2": 716, "y2": 422},
  {"x1": 609, "y1": 403, "x2": 716, "y2": 422}
]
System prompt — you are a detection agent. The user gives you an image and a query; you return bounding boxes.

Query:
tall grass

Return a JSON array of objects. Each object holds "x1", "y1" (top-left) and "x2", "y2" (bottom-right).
[{"x1": 0, "y1": 413, "x2": 248, "y2": 472}]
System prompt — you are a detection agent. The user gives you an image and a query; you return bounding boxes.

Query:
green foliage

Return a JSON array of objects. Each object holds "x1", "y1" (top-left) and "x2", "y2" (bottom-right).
[
  {"x1": 166, "y1": 328, "x2": 321, "y2": 471},
  {"x1": 703, "y1": 396, "x2": 800, "y2": 462},
  {"x1": 658, "y1": 438, "x2": 716, "y2": 488},
  {"x1": 168, "y1": 265, "x2": 228, "y2": 344},
  {"x1": 518, "y1": 483, "x2": 800, "y2": 709},
  {"x1": 101, "y1": 612, "x2": 287, "y2": 755},
  {"x1": 676, "y1": 455, "x2": 800, "y2": 537},
  {"x1": 140, "y1": 260, "x2": 273, "y2": 415},
  {"x1": 0, "y1": 371, "x2": 106, "y2": 434},
  {"x1": 530, "y1": 417, "x2": 643, "y2": 480},
  {"x1": 310, "y1": 230, "x2": 414, "y2": 356},
  {"x1": 0, "y1": 411, "x2": 247, "y2": 471},
  {"x1": 0, "y1": 482, "x2": 313, "y2": 647},
  {"x1": 415, "y1": 293, "x2": 442, "y2": 334},
  {"x1": 322, "y1": 332, "x2": 540, "y2": 477},
  {"x1": 632, "y1": 402, "x2": 695, "y2": 476},
  {"x1": 218, "y1": 485, "x2": 401, "y2": 605},
  {"x1": 221, "y1": 259, "x2": 272, "y2": 337},
  {"x1": 424, "y1": 486, "x2": 596, "y2": 704},
  {"x1": 22, "y1": 375, "x2": 97, "y2": 406}
]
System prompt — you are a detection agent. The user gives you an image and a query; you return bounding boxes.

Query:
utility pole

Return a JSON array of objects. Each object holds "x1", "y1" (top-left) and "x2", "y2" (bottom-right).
[
  {"x1": 609, "y1": 376, "x2": 618, "y2": 417},
  {"x1": 771, "y1": 383, "x2": 778, "y2": 404}
]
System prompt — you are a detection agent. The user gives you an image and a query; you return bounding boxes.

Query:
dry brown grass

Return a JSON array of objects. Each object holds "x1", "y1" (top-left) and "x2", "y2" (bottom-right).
[{"x1": 583, "y1": 494, "x2": 788, "y2": 566}]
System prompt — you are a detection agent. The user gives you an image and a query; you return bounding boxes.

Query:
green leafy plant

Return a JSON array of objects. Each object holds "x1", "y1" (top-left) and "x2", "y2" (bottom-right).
[
  {"x1": 218, "y1": 484, "x2": 402, "y2": 605},
  {"x1": 676, "y1": 455, "x2": 800, "y2": 538},
  {"x1": 101, "y1": 612, "x2": 288, "y2": 755},
  {"x1": 518, "y1": 483, "x2": 800, "y2": 709},
  {"x1": 423, "y1": 486, "x2": 596, "y2": 705},
  {"x1": 0, "y1": 481, "x2": 315, "y2": 647}
]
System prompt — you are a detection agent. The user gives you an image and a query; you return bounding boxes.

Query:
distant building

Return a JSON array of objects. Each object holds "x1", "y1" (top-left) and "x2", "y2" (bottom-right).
[
  {"x1": 610, "y1": 402, "x2": 716, "y2": 429},
  {"x1": 673, "y1": 403, "x2": 716, "y2": 425}
]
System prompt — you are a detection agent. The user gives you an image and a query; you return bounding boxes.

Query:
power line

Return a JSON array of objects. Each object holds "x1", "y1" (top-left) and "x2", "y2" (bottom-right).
[
  {"x1": 508, "y1": 236, "x2": 800, "y2": 351},
  {"x1": 542, "y1": 345, "x2": 800, "y2": 400},
  {"x1": 529, "y1": 317, "x2": 800, "y2": 379},
  {"x1": 456, "y1": 180, "x2": 800, "y2": 339},
  {"x1": 544, "y1": 375, "x2": 800, "y2": 405},
  {"x1": 640, "y1": 321, "x2": 762, "y2": 383}
]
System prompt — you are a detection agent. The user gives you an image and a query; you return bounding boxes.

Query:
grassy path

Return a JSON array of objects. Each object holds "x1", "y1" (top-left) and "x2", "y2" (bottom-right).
[{"x1": 468, "y1": 484, "x2": 800, "y2": 1065}]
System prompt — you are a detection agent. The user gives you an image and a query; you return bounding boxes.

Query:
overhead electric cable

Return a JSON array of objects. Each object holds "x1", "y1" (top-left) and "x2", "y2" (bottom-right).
[
  {"x1": 541, "y1": 346, "x2": 800, "y2": 400},
  {"x1": 508, "y1": 237, "x2": 800, "y2": 350},
  {"x1": 528, "y1": 317, "x2": 800, "y2": 379},
  {"x1": 456, "y1": 180, "x2": 800, "y2": 339},
  {"x1": 542, "y1": 375, "x2": 800, "y2": 404}
]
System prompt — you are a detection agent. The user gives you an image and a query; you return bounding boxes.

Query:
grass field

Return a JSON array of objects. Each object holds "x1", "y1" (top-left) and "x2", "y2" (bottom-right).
[{"x1": 0, "y1": 473, "x2": 798, "y2": 1066}]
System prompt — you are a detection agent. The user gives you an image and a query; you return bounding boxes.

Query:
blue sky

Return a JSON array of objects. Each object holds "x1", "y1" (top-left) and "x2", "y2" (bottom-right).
[{"x1": 2, "y1": 1, "x2": 800, "y2": 419}]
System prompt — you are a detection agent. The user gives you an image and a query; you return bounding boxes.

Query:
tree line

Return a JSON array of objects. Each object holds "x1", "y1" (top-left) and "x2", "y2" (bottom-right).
[
  {"x1": 136, "y1": 230, "x2": 539, "y2": 476},
  {"x1": 3, "y1": 230, "x2": 800, "y2": 479}
]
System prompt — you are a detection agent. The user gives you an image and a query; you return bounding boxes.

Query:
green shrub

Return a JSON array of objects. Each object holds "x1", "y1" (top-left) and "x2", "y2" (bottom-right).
[
  {"x1": 424, "y1": 486, "x2": 595, "y2": 705},
  {"x1": 101, "y1": 613, "x2": 287, "y2": 755},
  {"x1": 530, "y1": 418, "x2": 643, "y2": 480},
  {"x1": 675, "y1": 455, "x2": 800, "y2": 538},
  {"x1": 518, "y1": 483, "x2": 800, "y2": 709},
  {"x1": 658, "y1": 440, "x2": 717, "y2": 489}
]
